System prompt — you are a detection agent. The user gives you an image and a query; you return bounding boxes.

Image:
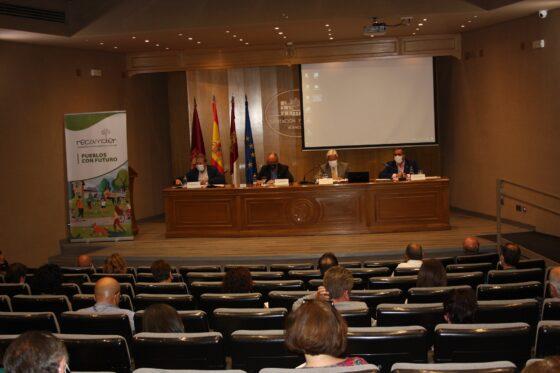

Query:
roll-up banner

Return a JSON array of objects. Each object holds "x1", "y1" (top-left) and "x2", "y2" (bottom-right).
[{"x1": 64, "y1": 111, "x2": 133, "y2": 242}]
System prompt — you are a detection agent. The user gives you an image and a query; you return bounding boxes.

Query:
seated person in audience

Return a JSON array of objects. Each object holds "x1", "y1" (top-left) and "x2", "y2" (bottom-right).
[
  {"x1": 3, "y1": 331, "x2": 68, "y2": 373},
  {"x1": 0, "y1": 250, "x2": 8, "y2": 272},
  {"x1": 548, "y1": 266, "x2": 560, "y2": 298},
  {"x1": 76, "y1": 254, "x2": 93, "y2": 268},
  {"x1": 33, "y1": 264, "x2": 63, "y2": 295},
  {"x1": 499, "y1": 243, "x2": 521, "y2": 270},
  {"x1": 417, "y1": 259, "x2": 447, "y2": 287},
  {"x1": 395, "y1": 243, "x2": 424, "y2": 270},
  {"x1": 222, "y1": 266, "x2": 253, "y2": 293},
  {"x1": 293, "y1": 266, "x2": 367, "y2": 311},
  {"x1": 462, "y1": 236, "x2": 480, "y2": 255},
  {"x1": 151, "y1": 259, "x2": 173, "y2": 283},
  {"x1": 315, "y1": 149, "x2": 349, "y2": 181},
  {"x1": 75, "y1": 277, "x2": 135, "y2": 332},
  {"x1": 522, "y1": 356, "x2": 560, "y2": 373},
  {"x1": 443, "y1": 288, "x2": 477, "y2": 323},
  {"x1": 143, "y1": 303, "x2": 185, "y2": 333},
  {"x1": 285, "y1": 300, "x2": 367, "y2": 368},
  {"x1": 318, "y1": 252, "x2": 339, "y2": 277},
  {"x1": 378, "y1": 147, "x2": 420, "y2": 180},
  {"x1": 175, "y1": 153, "x2": 225, "y2": 186},
  {"x1": 102, "y1": 253, "x2": 127, "y2": 274},
  {"x1": 5, "y1": 263, "x2": 27, "y2": 284},
  {"x1": 257, "y1": 152, "x2": 294, "y2": 183}
]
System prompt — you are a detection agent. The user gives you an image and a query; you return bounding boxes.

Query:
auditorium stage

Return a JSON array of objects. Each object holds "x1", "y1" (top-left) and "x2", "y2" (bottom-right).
[{"x1": 51, "y1": 211, "x2": 552, "y2": 267}]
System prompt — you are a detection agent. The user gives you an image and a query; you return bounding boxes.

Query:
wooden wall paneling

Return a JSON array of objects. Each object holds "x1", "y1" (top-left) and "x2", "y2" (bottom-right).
[{"x1": 167, "y1": 71, "x2": 190, "y2": 179}]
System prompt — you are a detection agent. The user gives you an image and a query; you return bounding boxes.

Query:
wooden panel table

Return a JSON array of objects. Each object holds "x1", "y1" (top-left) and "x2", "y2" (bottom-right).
[{"x1": 163, "y1": 178, "x2": 450, "y2": 238}]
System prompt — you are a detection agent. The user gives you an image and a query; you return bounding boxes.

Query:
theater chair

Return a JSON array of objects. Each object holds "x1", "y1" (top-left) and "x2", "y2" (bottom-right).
[
  {"x1": 455, "y1": 252, "x2": 499, "y2": 265},
  {"x1": 213, "y1": 308, "x2": 287, "y2": 348},
  {"x1": 61, "y1": 273, "x2": 91, "y2": 286},
  {"x1": 81, "y1": 281, "x2": 135, "y2": 298},
  {"x1": 138, "y1": 265, "x2": 178, "y2": 274},
  {"x1": 337, "y1": 303, "x2": 371, "y2": 327},
  {"x1": 434, "y1": 257, "x2": 455, "y2": 267},
  {"x1": 225, "y1": 264, "x2": 267, "y2": 272},
  {"x1": 446, "y1": 263, "x2": 493, "y2": 276},
  {"x1": 346, "y1": 326, "x2": 428, "y2": 373},
  {"x1": 433, "y1": 323, "x2": 532, "y2": 367},
  {"x1": 134, "y1": 309, "x2": 209, "y2": 333},
  {"x1": 60, "y1": 266, "x2": 96, "y2": 275},
  {"x1": 190, "y1": 281, "x2": 223, "y2": 299},
  {"x1": 60, "y1": 312, "x2": 133, "y2": 341},
  {"x1": 340, "y1": 261, "x2": 363, "y2": 268},
  {"x1": 179, "y1": 265, "x2": 222, "y2": 282},
  {"x1": 71, "y1": 293, "x2": 133, "y2": 311},
  {"x1": 477, "y1": 281, "x2": 543, "y2": 301},
  {"x1": 268, "y1": 290, "x2": 314, "y2": 310},
  {"x1": 407, "y1": 285, "x2": 472, "y2": 304},
  {"x1": 349, "y1": 267, "x2": 391, "y2": 280},
  {"x1": 446, "y1": 272, "x2": 484, "y2": 289},
  {"x1": 96, "y1": 267, "x2": 137, "y2": 276},
  {"x1": 91, "y1": 273, "x2": 136, "y2": 285},
  {"x1": 252, "y1": 280, "x2": 305, "y2": 302},
  {"x1": 308, "y1": 277, "x2": 365, "y2": 291},
  {"x1": 376, "y1": 303, "x2": 445, "y2": 345},
  {"x1": 0, "y1": 283, "x2": 31, "y2": 297},
  {"x1": 393, "y1": 267, "x2": 421, "y2": 277},
  {"x1": 250, "y1": 271, "x2": 285, "y2": 280},
  {"x1": 350, "y1": 289, "x2": 405, "y2": 312},
  {"x1": 364, "y1": 260, "x2": 401, "y2": 272},
  {"x1": 369, "y1": 276, "x2": 418, "y2": 293},
  {"x1": 199, "y1": 293, "x2": 264, "y2": 325},
  {"x1": 231, "y1": 330, "x2": 304, "y2": 372},
  {"x1": 261, "y1": 366, "x2": 379, "y2": 372},
  {"x1": 132, "y1": 332, "x2": 226, "y2": 369},
  {"x1": 135, "y1": 282, "x2": 188, "y2": 295},
  {"x1": 0, "y1": 311, "x2": 59, "y2": 333},
  {"x1": 269, "y1": 263, "x2": 312, "y2": 275},
  {"x1": 287, "y1": 270, "x2": 322, "y2": 283},
  {"x1": 57, "y1": 334, "x2": 131, "y2": 373},
  {"x1": 390, "y1": 361, "x2": 516, "y2": 373},
  {"x1": 0, "y1": 295, "x2": 11, "y2": 312},
  {"x1": 487, "y1": 268, "x2": 545, "y2": 284},
  {"x1": 535, "y1": 320, "x2": 560, "y2": 358},
  {"x1": 542, "y1": 298, "x2": 560, "y2": 320},
  {"x1": 12, "y1": 294, "x2": 71, "y2": 317},
  {"x1": 136, "y1": 273, "x2": 183, "y2": 283},
  {"x1": 517, "y1": 259, "x2": 546, "y2": 270},
  {"x1": 185, "y1": 272, "x2": 226, "y2": 284},
  {"x1": 59, "y1": 283, "x2": 81, "y2": 299},
  {"x1": 476, "y1": 299, "x2": 540, "y2": 328},
  {"x1": 134, "y1": 293, "x2": 195, "y2": 311}
]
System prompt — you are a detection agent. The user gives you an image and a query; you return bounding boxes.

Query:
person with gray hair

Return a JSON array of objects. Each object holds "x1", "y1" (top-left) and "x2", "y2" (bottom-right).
[
  {"x1": 549, "y1": 267, "x2": 560, "y2": 298},
  {"x1": 315, "y1": 149, "x2": 350, "y2": 181}
]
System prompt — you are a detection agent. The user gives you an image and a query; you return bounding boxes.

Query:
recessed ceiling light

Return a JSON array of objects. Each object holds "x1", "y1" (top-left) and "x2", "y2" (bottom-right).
[
  {"x1": 278, "y1": 31, "x2": 283, "y2": 35},
  {"x1": 325, "y1": 24, "x2": 330, "y2": 27},
  {"x1": 188, "y1": 37, "x2": 193, "y2": 40},
  {"x1": 113, "y1": 46, "x2": 118, "y2": 49},
  {"x1": 283, "y1": 35, "x2": 287, "y2": 39},
  {"x1": 274, "y1": 26, "x2": 280, "y2": 30},
  {"x1": 99, "y1": 42, "x2": 104, "y2": 45},
  {"x1": 178, "y1": 33, "x2": 183, "y2": 36},
  {"x1": 468, "y1": 20, "x2": 472, "y2": 23},
  {"x1": 225, "y1": 30, "x2": 230, "y2": 33},
  {"x1": 131, "y1": 36, "x2": 136, "y2": 39},
  {"x1": 329, "y1": 37, "x2": 334, "y2": 40},
  {"x1": 418, "y1": 23, "x2": 423, "y2": 26},
  {"x1": 412, "y1": 32, "x2": 416, "y2": 35},
  {"x1": 144, "y1": 39, "x2": 150, "y2": 43},
  {"x1": 474, "y1": 15, "x2": 478, "y2": 18},
  {"x1": 156, "y1": 43, "x2": 160, "y2": 46},
  {"x1": 328, "y1": 28, "x2": 332, "y2": 32},
  {"x1": 239, "y1": 38, "x2": 243, "y2": 41},
  {"x1": 245, "y1": 42, "x2": 249, "y2": 45},
  {"x1": 196, "y1": 41, "x2": 201, "y2": 44},
  {"x1": 165, "y1": 47, "x2": 169, "y2": 50},
  {"x1": 369, "y1": 35, "x2": 374, "y2": 37},
  {"x1": 461, "y1": 24, "x2": 465, "y2": 28},
  {"x1": 416, "y1": 28, "x2": 420, "y2": 31},
  {"x1": 423, "y1": 18, "x2": 427, "y2": 22}
]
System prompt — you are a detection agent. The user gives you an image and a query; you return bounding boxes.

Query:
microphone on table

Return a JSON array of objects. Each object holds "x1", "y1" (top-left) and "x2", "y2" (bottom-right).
[{"x1": 300, "y1": 164, "x2": 321, "y2": 185}]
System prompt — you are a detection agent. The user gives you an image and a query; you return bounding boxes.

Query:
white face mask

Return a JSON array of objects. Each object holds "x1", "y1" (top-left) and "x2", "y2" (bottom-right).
[
  {"x1": 328, "y1": 160, "x2": 337, "y2": 168},
  {"x1": 394, "y1": 155, "x2": 403, "y2": 164},
  {"x1": 196, "y1": 164, "x2": 205, "y2": 172}
]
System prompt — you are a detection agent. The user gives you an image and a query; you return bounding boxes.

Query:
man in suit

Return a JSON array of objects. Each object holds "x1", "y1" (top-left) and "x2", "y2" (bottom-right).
[
  {"x1": 378, "y1": 147, "x2": 420, "y2": 180},
  {"x1": 315, "y1": 149, "x2": 350, "y2": 181},
  {"x1": 175, "y1": 154, "x2": 225, "y2": 186},
  {"x1": 257, "y1": 152, "x2": 294, "y2": 183}
]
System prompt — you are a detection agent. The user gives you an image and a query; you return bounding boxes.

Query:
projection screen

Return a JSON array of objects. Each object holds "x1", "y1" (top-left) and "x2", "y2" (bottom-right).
[{"x1": 300, "y1": 57, "x2": 437, "y2": 149}]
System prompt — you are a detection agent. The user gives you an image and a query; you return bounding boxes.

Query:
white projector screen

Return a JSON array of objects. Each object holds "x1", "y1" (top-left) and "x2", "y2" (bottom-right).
[{"x1": 301, "y1": 57, "x2": 437, "y2": 149}]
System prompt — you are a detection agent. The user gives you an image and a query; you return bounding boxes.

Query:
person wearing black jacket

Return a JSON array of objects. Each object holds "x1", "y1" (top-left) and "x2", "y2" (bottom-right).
[
  {"x1": 175, "y1": 154, "x2": 225, "y2": 186},
  {"x1": 257, "y1": 152, "x2": 294, "y2": 183},
  {"x1": 378, "y1": 148, "x2": 419, "y2": 179}
]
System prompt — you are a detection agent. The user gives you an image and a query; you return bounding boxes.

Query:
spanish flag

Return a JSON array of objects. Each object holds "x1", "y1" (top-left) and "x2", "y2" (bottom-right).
[{"x1": 211, "y1": 96, "x2": 224, "y2": 174}]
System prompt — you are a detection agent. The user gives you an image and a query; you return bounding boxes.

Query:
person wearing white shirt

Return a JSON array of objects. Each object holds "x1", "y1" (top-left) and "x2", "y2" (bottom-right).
[{"x1": 395, "y1": 243, "x2": 424, "y2": 269}]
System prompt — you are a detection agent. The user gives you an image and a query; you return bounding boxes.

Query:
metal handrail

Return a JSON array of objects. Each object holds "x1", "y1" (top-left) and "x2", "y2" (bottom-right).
[{"x1": 496, "y1": 179, "x2": 560, "y2": 246}]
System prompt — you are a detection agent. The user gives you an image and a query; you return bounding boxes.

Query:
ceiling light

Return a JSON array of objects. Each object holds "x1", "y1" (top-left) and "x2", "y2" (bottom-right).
[
  {"x1": 178, "y1": 33, "x2": 183, "y2": 36},
  {"x1": 156, "y1": 43, "x2": 160, "y2": 46},
  {"x1": 165, "y1": 47, "x2": 169, "y2": 50},
  {"x1": 468, "y1": 20, "x2": 472, "y2": 23},
  {"x1": 239, "y1": 38, "x2": 243, "y2": 41},
  {"x1": 196, "y1": 41, "x2": 201, "y2": 44},
  {"x1": 423, "y1": 18, "x2": 427, "y2": 22},
  {"x1": 278, "y1": 31, "x2": 283, "y2": 35},
  {"x1": 233, "y1": 34, "x2": 237, "y2": 37},
  {"x1": 225, "y1": 30, "x2": 230, "y2": 33},
  {"x1": 328, "y1": 28, "x2": 332, "y2": 32},
  {"x1": 412, "y1": 32, "x2": 416, "y2": 35},
  {"x1": 274, "y1": 26, "x2": 279, "y2": 30},
  {"x1": 418, "y1": 23, "x2": 423, "y2": 26},
  {"x1": 131, "y1": 36, "x2": 136, "y2": 39},
  {"x1": 474, "y1": 15, "x2": 478, "y2": 18},
  {"x1": 188, "y1": 37, "x2": 193, "y2": 40},
  {"x1": 144, "y1": 39, "x2": 150, "y2": 43},
  {"x1": 325, "y1": 24, "x2": 330, "y2": 27},
  {"x1": 99, "y1": 42, "x2": 104, "y2": 45},
  {"x1": 369, "y1": 35, "x2": 374, "y2": 37},
  {"x1": 113, "y1": 46, "x2": 118, "y2": 49},
  {"x1": 283, "y1": 35, "x2": 287, "y2": 39},
  {"x1": 416, "y1": 28, "x2": 420, "y2": 31},
  {"x1": 245, "y1": 42, "x2": 249, "y2": 45},
  {"x1": 461, "y1": 24, "x2": 465, "y2": 28},
  {"x1": 329, "y1": 37, "x2": 334, "y2": 40}
]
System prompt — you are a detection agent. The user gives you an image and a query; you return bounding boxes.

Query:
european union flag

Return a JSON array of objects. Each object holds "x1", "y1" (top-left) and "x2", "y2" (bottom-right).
[{"x1": 244, "y1": 96, "x2": 257, "y2": 184}]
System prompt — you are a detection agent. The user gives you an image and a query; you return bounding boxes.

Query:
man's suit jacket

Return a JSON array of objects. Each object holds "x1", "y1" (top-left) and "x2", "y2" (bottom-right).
[
  {"x1": 315, "y1": 161, "x2": 350, "y2": 180},
  {"x1": 257, "y1": 163, "x2": 294, "y2": 183},
  {"x1": 185, "y1": 165, "x2": 226, "y2": 184},
  {"x1": 378, "y1": 159, "x2": 419, "y2": 179}
]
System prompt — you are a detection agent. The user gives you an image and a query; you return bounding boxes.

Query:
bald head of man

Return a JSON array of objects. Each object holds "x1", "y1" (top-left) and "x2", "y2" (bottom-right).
[
  {"x1": 94, "y1": 277, "x2": 121, "y2": 305},
  {"x1": 76, "y1": 254, "x2": 92, "y2": 268},
  {"x1": 549, "y1": 267, "x2": 560, "y2": 298},
  {"x1": 405, "y1": 243, "x2": 423, "y2": 261},
  {"x1": 462, "y1": 237, "x2": 480, "y2": 255},
  {"x1": 266, "y1": 152, "x2": 279, "y2": 166}
]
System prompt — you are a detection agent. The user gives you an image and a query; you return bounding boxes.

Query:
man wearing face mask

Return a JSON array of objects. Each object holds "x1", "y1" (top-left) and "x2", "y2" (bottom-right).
[
  {"x1": 175, "y1": 153, "x2": 226, "y2": 186},
  {"x1": 257, "y1": 152, "x2": 294, "y2": 184},
  {"x1": 315, "y1": 149, "x2": 350, "y2": 181},
  {"x1": 378, "y1": 148, "x2": 419, "y2": 180}
]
